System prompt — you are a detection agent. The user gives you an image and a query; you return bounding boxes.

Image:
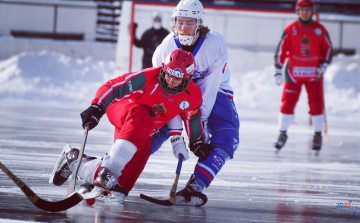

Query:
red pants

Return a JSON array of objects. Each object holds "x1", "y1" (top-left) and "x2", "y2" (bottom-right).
[
  {"x1": 95, "y1": 100, "x2": 155, "y2": 191},
  {"x1": 280, "y1": 80, "x2": 324, "y2": 115}
]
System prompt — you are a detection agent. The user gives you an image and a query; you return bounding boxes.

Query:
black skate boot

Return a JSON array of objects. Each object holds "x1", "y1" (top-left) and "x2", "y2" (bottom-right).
[
  {"x1": 274, "y1": 131, "x2": 288, "y2": 150},
  {"x1": 175, "y1": 175, "x2": 208, "y2": 207},
  {"x1": 312, "y1": 132, "x2": 322, "y2": 153},
  {"x1": 93, "y1": 167, "x2": 129, "y2": 203},
  {"x1": 49, "y1": 144, "x2": 96, "y2": 186}
]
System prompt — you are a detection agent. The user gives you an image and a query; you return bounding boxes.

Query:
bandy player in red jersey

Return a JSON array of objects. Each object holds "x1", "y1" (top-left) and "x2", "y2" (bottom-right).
[
  {"x1": 49, "y1": 49, "x2": 203, "y2": 203},
  {"x1": 273, "y1": 0, "x2": 332, "y2": 154}
]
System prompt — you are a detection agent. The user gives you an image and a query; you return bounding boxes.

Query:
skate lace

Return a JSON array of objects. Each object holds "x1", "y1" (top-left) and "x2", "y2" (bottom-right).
[
  {"x1": 106, "y1": 172, "x2": 118, "y2": 189},
  {"x1": 59, "y1": 166, "x2": 72, "y2": 178},
  {"x1": 187, "y1": 179, "x2": 202, "y2": 192}
]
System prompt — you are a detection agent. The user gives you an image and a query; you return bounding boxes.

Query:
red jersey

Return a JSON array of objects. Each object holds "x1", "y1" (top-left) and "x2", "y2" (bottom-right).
[
  {"x1": 274, "y1": 19, "x2": 332, "y2": 82},
  {"x1": 91, "y1": 66, "x2": 203, "y2": 142}
]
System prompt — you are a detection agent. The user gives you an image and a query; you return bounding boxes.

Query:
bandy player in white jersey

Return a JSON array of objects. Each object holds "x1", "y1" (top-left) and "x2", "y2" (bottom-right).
[{"x1": 150, "y1": 0, "x2": 240, "y2": 206}]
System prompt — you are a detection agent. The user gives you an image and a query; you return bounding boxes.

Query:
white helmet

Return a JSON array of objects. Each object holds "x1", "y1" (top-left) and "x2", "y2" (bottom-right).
[
  {"x1": 172, "y1": 0, "x2": 204, "y2": 46},
  {"x1": 172, "y1": 0, "x2": 204, "y2": 22}
]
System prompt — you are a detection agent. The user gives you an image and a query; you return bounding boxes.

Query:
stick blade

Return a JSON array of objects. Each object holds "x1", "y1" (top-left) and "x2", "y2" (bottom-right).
[
  {"x1": 0, "y1": 162, "x2": 83, "y2": 212},
  {"x1": 34, "y1": 193, "x2": 83, "y2": 212},
  {"x1": 140, "y1": 194, "x2": 174, "y2": 206}
]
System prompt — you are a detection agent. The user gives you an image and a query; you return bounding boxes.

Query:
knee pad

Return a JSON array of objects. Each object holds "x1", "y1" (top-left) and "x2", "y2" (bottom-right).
[
  {"x1": 101, "y1": 139, "x2": 137, "y2": 177},
  {"x1": 194, "y1": 148, "x2": 229, "y2": 187},
  {"x1": 78, "y1": 158, "x2": 102, "y2": 184},
  {"x1": 210, "y1": 128, "x2": 239, "y2": 158}
]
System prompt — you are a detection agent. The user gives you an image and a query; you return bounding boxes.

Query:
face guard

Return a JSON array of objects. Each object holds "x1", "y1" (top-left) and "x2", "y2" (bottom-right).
[
  {"x1": 158, "y1": 49, "x2": 195, "y2": 95},
  {"x1": 171, "y1": 0, "x2": 204, "y2": 46},
  {"x1": 172, "y1": 17, "x2": 202, "y2": 46},
  {"x1": 158, "y1": 69, "x2": 191, "y2": 95}
]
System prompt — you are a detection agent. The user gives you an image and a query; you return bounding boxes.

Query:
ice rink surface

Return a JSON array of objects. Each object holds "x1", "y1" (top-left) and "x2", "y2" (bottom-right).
[{"x1": 0, "y1": 101, "x2": 359, "y2": 223}]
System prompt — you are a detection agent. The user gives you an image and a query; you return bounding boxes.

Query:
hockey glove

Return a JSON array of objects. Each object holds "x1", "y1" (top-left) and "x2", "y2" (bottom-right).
[
  {"x1": 80, "y1": 104, "x2": 105, "y2": 130},
  {"x1": 317, "y1": 63, "x2": 328, "y2": 79},
  {"x1": 274, "y1": 69, "x2": 283, "y2": 86},
  {"x1": 132, "y1": 22, "x2": 138, "y2": 36},
  {"x1": 171, "y1": 135, "x2": 189, "y2": 161},
  {"x1": 189, "y1": 140, "x2": 212, "y2": 160}
]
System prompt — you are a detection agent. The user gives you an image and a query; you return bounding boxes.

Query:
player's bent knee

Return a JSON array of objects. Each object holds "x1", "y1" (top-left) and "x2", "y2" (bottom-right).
[
  {"x1": 101, "y1": 139, "x2": 138, "y2": 177},
  {"x1": 210, "y1": 128, "x2": 239, "y2": 158}
]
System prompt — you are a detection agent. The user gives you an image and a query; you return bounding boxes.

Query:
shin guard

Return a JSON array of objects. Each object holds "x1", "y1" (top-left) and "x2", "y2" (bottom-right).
[{"x1": 194, "y1": 148, "x2": 229, "y2": 187}]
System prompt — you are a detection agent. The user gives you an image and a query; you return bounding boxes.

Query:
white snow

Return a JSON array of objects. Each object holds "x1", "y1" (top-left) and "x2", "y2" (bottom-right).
[{"x1": 0, "y1": 47, "x2": 359, "y2": 121}]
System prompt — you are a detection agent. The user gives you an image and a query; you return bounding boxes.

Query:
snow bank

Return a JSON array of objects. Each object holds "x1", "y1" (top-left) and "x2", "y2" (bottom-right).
[{"x1": 0, "y1": 49, "x2": 359, "y2": 118}]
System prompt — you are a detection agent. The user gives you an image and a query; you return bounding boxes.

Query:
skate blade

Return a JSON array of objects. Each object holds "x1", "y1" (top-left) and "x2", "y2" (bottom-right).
[
  {"x1": 80, "y1": 190, "x2": 102, "y2": 200},
  {"x1": 175, "y1": 196, "x2": 206, "y2": 207},
  {"x1": 49, "y1": 144, "x2": 72, "y2": 184},
  {"x1": 77, "y1": 186, "x2": 91, "y2": 195}
]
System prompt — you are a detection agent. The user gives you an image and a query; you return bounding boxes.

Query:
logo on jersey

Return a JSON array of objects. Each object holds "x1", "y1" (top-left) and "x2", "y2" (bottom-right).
[
  {"x1": 300, "y1": 35, "x2": 311, "y2": 56},
  {"x1": 160, "y1": 92, "x2": 174, "y2": 101},
  {"x1": 222, "y1": 63, "x2": 227, "y2": 74},
  {"x1": 213, "y1": 155, "x2": 225, "y2": 167},
  {"x1": 152, "y1": 103, "x2": 166, "y2": 114},
  {"x1": 192, "y1": 70, "x2": 206, "y2": 79},
  {"x1": 233, "y1": 138, "x2": 239, "y2": 150},
  {"x1": 178, "y1": 100, "x2": 190, "y2": 110},
  {"x1": 166, "y1": 67, "x2": 184, "y2": 78},
  {"x1": 127, "y1": 81, "x2": 133, "y2": 92},
  {"x1": 293, "y1": 67, "x2": 317, "y2": 77},
  {"x1": 315, "y1": 28, "x2": 322, "y2": 36}
]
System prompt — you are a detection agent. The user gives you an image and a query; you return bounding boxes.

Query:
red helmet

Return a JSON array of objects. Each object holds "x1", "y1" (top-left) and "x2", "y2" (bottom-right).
[
  {"x1": 296, "y1": 0, "x2": 315, "y2": 10},
  {"x1": 159, "y1": 49, "x2": 195, "y2": 95}
]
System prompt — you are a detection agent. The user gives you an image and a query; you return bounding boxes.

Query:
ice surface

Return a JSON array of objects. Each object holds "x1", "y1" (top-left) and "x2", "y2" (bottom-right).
[{"x1": 0, "y1": 46, "x2": 359, "y2": 222}]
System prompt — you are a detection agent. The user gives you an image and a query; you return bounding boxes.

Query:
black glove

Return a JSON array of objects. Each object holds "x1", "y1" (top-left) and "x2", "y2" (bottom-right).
[
  {"x1": 133, "y1": 23, "x2": 138, "y2": 35},
  {"x1": 80, "y1": 104, "x2": 105, "y2": 130},
  {"x1": 189, "y1": 140, "x2": 212, "y2": 160}
]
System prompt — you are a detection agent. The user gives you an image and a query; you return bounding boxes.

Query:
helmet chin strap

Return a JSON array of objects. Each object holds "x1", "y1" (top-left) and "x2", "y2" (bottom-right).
[{"x1": 173, "y1": 25, "x2": 200, "y2": 46}]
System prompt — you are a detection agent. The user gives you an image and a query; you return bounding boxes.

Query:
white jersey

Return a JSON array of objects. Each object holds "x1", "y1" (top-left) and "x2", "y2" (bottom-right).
[{"x1": 153, "y1": 31, "x2": 233, "y2": 122}]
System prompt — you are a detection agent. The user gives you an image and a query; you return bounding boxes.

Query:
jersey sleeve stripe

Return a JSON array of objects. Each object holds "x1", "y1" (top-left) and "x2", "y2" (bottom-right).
[
  {"x1": 96, "y1": 72, "x2": 145, "y2": 109},
  {"x1": 274, "y1": 32, "x2": 288, "y2": 68},
  {"x1": 324, "y1": 35, "x2": 332, "y2": 62}
]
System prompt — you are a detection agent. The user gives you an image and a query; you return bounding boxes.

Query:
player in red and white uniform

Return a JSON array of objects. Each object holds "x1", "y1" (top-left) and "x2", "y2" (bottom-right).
[
  {"x1": 50, "y1": 49, "x2": 203, "y2": 203},
  {"x1": 273, "y1": 0, "x2": 332, "y2": 153}
]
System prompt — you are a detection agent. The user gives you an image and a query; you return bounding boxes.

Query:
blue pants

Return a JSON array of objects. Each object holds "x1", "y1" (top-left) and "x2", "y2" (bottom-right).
[{"x1": 151, "y1": 92, "x2": 240, "y2": 187}]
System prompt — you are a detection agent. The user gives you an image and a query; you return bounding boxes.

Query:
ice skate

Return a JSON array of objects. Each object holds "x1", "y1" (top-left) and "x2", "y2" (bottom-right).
[
  {"x1": 49, "y1": 144, "x2": 96, "y2": 186},
  {"x1": 93, "y1": 167, "x2": 129, "y2": 203},
  {"x1": 78, "y1": 182, "x2": 94, "y2": 194},
  {"x1": 175, "y1": 175, "x2": 208, "y2": 207},
  {"x1": 312, "y1": 132, "x2": 322, "y2": 156},
  {"x1": 274, "y1": 131, "x2": 288, "y2": 152}
]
